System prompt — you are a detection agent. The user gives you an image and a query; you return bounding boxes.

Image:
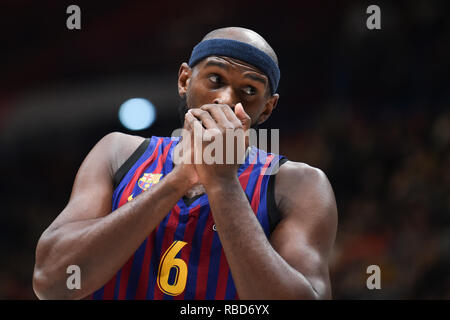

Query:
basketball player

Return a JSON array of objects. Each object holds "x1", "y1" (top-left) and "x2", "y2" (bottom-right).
[{"x1": 32, "y1": 27, "x2": 337, "y2": 300}]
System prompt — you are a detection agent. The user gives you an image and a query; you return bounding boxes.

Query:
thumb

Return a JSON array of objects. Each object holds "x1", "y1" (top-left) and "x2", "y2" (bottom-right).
[{"x1": 234, "y1": 103, "x2": 251, "y2": 130}]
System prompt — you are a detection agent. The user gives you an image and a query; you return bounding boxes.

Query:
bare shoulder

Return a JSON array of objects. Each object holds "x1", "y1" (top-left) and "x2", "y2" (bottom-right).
[
  {"x1": 275, "y1": 161, "x2": 337, "y2": 225},
  {"x1": 276, "y1": 161, "x2": 331, "y2": 189},
  {"x1": 103, "y1": 132, "x2": 146, "y2": 176}
]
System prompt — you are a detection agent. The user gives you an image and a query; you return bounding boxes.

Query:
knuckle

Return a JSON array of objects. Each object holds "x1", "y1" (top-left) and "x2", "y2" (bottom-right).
[
  {"x1": 235, "y1": 122, "x2": 243, "y2": 129},
  {"x1": 199, "y1": 109, "x2": 209, "y2": 116},
  {"x1": 201, "y1": 104, "x2": 213, "y2": 110},
  {"x1": 223, "y1": 122, "x2": 235, "y2": 130},
  {"x1": 211, "y1": 128, "x2": 222, "y2": 136}
]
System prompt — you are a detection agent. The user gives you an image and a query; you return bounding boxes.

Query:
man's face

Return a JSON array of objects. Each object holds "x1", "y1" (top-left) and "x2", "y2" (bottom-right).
[{"x1": 178, "y1": 55, "x2": 278, "y2": 128}]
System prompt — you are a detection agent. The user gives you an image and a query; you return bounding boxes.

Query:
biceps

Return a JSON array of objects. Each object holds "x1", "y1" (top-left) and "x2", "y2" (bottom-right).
[
  {"x1": 270, "y1": 219, "x2": 332, "y2": 298},
  {"x1": 58, "y1": 182, "x2": 113, "y2": 225}
]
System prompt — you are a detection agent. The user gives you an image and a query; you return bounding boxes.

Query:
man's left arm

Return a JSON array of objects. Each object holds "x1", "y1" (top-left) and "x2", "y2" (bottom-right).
[{"x1": 205, "y1": 161, "x2": 338, "y2": 299}]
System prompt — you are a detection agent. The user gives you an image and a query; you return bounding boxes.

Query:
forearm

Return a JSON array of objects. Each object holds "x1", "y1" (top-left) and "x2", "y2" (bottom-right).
[
  {"x1": 205, "y1": 177, "x2": 318, "y2": 300},
  {"x1": 34, "y1": 169, "x2": 190, "y2": 299}
]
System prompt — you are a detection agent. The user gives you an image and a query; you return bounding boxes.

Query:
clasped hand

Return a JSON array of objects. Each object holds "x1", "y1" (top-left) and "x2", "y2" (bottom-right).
[{"x1": 175, "y1": 103, "x2": 251, "y2": 187}]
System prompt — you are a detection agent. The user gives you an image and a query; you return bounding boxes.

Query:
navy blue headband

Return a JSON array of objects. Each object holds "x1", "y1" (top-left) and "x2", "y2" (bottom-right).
[{"x1": 188, "y1": 38, "x2": 280, "y2": 94}]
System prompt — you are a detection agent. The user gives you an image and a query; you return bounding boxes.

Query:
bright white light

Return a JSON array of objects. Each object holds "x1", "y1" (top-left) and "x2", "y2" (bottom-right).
[{"x1": 119, "y1": 98, "x2": 156, "y2": 131}]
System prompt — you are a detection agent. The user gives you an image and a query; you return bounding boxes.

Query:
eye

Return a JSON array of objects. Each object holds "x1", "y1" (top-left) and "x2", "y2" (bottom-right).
[
  {"x1": 243, "y1": 86, "x2": 256, "y2": 96},
  {"x1": 208, "y1": 74, "x2": 221, "y2": 84}
]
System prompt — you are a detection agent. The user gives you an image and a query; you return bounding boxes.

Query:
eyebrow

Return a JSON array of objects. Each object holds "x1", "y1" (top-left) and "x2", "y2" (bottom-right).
[
  {"x1": 243, "y1": 73, "x2": 267, "y2": 86},
  {"x1": 204, "y1": 60, "x2": 268, "y2": 87}
]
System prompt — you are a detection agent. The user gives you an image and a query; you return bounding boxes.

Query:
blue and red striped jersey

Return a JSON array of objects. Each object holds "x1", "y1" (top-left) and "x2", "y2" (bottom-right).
[{"x1": 92, "y1": 136, "x2": 285, "y2": 300}]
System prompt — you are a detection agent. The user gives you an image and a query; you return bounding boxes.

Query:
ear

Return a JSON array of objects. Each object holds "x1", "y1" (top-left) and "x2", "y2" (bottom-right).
[
  {"x1": 257, "y1": 93, "x2": 279, "y2": 125},
  {"x1": 178, "y1": 62, "x2": 192, "y2": 98}
]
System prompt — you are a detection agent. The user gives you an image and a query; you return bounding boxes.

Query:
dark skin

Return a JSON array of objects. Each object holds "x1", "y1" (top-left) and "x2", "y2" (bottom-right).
[
  {"x1": 33, "y1": 45, "x2": 337, "y2": 300},
  {"x1": 179, "y1": 56, "x2": 337, "y2": 299}
]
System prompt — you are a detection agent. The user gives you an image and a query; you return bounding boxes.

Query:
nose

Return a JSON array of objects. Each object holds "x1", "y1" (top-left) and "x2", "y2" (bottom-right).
[{"x1": 213, "y1": 87, "x2": 237, "y2": 109}]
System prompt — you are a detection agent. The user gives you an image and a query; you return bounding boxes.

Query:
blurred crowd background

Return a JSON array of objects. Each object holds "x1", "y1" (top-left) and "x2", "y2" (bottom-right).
[{"x1": 0, "y1": 0, "x2": 449, "y2": 299}]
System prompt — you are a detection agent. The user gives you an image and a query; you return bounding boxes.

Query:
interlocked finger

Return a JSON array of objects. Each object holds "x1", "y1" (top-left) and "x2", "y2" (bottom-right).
[
  {"x1": 189, "y1": 108, "x2": 219, "y2": 130},
  {"x1": 220, "y1": 104, "x2": 243, "y2": 128},
  {"x1": 200, "y1": 104, "x2": 235, "y2": 130}
]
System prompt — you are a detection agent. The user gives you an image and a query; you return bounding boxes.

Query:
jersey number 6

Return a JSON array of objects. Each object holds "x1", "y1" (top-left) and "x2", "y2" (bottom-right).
[{"x1": 157, "y1": 240, "x2": 188, "y2": 296}]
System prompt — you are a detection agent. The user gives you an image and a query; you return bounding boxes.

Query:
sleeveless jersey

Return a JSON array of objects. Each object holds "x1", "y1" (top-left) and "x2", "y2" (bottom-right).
[{"x1": 92, "y1": 136, "x2": 286, "y2": 300}]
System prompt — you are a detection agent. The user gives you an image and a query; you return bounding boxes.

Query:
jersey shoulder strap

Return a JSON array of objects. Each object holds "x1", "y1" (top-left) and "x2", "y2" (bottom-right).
[
  {"x1": 267, "y1": 157, "x2": 289, "y2": 234},
  {"x1": 113, "y1": 138, "x2": 150, "y2": 189}
]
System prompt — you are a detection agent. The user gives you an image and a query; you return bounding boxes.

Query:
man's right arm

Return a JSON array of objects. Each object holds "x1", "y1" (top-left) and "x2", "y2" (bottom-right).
[{"x1": 32, "y1": 132, "x2": 196, "y2": 300}]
